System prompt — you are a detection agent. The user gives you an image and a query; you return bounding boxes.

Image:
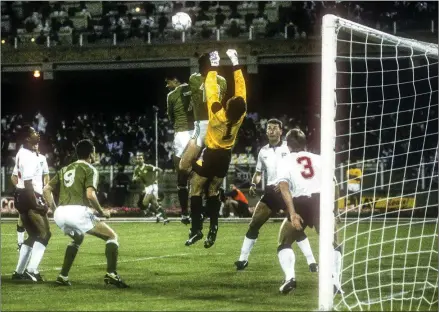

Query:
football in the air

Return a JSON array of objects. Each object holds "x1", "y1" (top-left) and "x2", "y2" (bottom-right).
[{"x1": 172, "y1": 12, "x2": 192, "y2": 31}]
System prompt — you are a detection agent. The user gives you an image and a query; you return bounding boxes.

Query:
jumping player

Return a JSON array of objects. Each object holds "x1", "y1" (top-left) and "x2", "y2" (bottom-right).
[
  {"x1": 166, "y1": 75, "x2": 194, "y2": 224},
  {"x1": 185, "y1": 49, "x2": 247, "y2": 248}
]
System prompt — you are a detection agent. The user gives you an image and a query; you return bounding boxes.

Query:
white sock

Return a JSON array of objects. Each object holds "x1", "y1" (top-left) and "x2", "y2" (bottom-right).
[
  {"x1": 332, "y1": 249, "x2": 342, "y2": 288},
  {"x1": 238, "y1": 236, "x2": 256, "y2": 261},
  {"x1": 17, "y1": 231, "x2": 25, "y2": 245},
  {"x1": 15, "y1": 244, "x2": 32, "y2": 274},
  {"x1": 26, "y1": 242, "x2": 46, "y2": 274},
  {"x1": 297, "y1": 238, "x2": 316, "y2": 265},
  {"x1": 278, "y1": 248, "x2": 296, "y2": 281}
]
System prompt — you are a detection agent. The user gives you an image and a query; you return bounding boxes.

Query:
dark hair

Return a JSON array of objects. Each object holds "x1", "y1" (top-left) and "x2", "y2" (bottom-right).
[
  {"x1": 75, "y1": 139, "x2": 94, "y2": 160},
  {"x1": 20, "y1": 124, "x2": 39, "y2": 145},
  {"x1": 20, "y1": 124, "x2": 33, "y2": 141},
  {"x1": 198, "y1": 53, "x2": 211, "y2": 76},
  {"x1": 226, "y1": 96, "x2": 246, "y2": 122},
  {"x1": 285, "y1": 128, "x2": 306, "y2": 151},
  {"x1": 267, "y1": 118, "x2": 283, "y2": 129}
]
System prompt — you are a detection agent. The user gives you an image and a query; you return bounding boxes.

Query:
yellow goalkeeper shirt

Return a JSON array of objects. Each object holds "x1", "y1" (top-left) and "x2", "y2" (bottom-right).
[{"x1": 204, "y1": 69, "x2": 247, "y2": 150}]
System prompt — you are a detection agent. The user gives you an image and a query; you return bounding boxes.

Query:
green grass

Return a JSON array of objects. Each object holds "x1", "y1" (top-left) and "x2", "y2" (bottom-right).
[{"x1": 1, "y1": 220, "x2": 437, "y2": 311}]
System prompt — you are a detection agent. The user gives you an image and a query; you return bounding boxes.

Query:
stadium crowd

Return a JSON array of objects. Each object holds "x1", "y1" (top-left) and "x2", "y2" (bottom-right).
[
  {"x1": 1, "y1": 1, "x2": 437, "y2": 46},
  {"x1": 0, "y1": 111, "x2": 314, "y2": 169}
]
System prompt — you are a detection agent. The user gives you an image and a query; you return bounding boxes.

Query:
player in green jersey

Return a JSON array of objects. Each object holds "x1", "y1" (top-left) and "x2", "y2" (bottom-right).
[
  {"x1": 43, "y1": 139, "x2": 128, "y2": 288},
  {"x1": 133, "y1": 152, "x2": 168, "y2": 224},
  {"x1": 178, "y1": 53, "x2": 227, "y2": 174},
  {"x1": 166, "y1": 75, "x2": 194, "y2": 225}
]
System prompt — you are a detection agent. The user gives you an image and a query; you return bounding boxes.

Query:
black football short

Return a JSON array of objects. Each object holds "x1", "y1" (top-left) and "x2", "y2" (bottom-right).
[
  {"x1": 260, "y1": 185, "x2": 287, "y2": 213},
  {"x1": 193, "y1": 147, "x2": 232, "y2": 179},
  {"x1": 14, "y1": 189, "x2": 44, "y2": 214},
  {"x1": 293, "y1": 193, "x2": 320, "y2": 229}
]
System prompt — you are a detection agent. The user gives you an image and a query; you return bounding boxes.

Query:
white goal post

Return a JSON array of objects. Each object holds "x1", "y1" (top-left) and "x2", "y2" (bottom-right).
[{"x1": 320, "y1": 14, "x2": 438, "y2": 311}]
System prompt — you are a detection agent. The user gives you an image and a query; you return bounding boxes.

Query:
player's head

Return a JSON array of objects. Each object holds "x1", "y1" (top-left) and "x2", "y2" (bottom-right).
[
  {"x1": 165, "y1": 75, "x2": 181, "y2": 91},
  {"x1": 198, "y1": 53, "x2": 211, "y2": 76},
  {"x1": 136, "y1": 152, "x2": 144, "y2": 165},
  {"x1": 266, "y1": 118, "x2": 283, "y2": 143},
  {"x1": 20, "y1": 125, "x2": 40, "y2": 148},
  {"x1": 230, "y1": 183, "x2": 236, "y2": 190},
  {"x1": 285, "y1": 128, "x2": 307, "y2": 152},
  {"x1": 225, "y1": 96, "x2": 246, "y2": 123},
  {"x1": 75, "y1": 139, "x2": 96, "y2": 163}
]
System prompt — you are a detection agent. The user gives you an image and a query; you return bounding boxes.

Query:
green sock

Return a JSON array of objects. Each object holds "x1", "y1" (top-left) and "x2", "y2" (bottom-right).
[
  {"x1": 158, "y1": 205, "x2": 167, "y2": 219},
  {"x1": 105, "y1": 242, "x2": 119, "y2": 273},
  {"x1": 60, "y1": 243, "x2": 79, "y2": 277}
]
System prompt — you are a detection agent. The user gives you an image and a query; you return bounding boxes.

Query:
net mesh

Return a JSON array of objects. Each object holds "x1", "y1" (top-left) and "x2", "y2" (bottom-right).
[{"x1": 332, "y1": 23, "x2": 438, "y2": 311}]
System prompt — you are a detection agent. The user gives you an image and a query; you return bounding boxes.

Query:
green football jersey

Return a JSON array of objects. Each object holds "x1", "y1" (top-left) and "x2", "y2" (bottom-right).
[
  {"x1": 49, "y1": 160, "x2": 99, "y2": 207},
  {"x1": 167, "y1": 83, "x2": 194, "y2": 133},
  {"x1": 188, "y1": 72, "x2": 227, "y2": 121},
  {"x1": 133, "y1": 164, "x2": 157, "y2": 187}
]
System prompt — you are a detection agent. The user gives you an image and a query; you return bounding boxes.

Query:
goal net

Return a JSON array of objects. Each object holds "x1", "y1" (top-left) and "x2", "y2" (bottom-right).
[{"x1": 320, "y1": 15, "x2": 438, "y2": 311}]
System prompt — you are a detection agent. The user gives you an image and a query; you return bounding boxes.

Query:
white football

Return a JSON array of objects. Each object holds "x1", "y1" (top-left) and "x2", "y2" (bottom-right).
[{"x1": 172, "y1": 12, "x2": 192, "y2": 31}]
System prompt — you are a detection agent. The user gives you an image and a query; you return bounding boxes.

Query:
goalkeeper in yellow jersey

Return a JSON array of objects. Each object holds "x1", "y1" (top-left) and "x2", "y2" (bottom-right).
[{"x1": 185, "y1": 49, "x2": 247, "y2": 248}]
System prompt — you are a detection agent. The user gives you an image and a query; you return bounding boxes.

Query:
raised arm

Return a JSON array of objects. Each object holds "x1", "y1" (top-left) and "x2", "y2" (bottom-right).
[{"x1": 227, "y1": 49, "x2": 246, "y2": 102}]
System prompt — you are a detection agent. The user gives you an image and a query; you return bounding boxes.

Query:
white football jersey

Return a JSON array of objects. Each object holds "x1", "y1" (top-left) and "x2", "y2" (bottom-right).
[
  {"x1": 275, "y1": 151, "x2": 322, "y2": 197},
  {"x1": 13, "y1": 148, "x2": 49, "y2": 194},
  {"x1": 255, "y1": 141, "x2": 290, "y2": 186}
]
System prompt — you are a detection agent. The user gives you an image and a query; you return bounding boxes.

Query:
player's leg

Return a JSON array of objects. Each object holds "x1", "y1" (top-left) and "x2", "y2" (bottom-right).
[
  {"x1": 179, "y1": 139, "x2": 201, "y2": 174},
  {"x1": 56, "y1": 232, "x2": 84, "y2": 286},
  {"x1": 174, "y1": 155, "x2": 191, "y2": 223},
  {"x1": 185, "y1": 171, "x2": 208, "y2": 246},
  {"x1": 25, "y1": 210, "x2": 52, "y2": 282},
  {"x1": 203, "y1": 176, "x2": 224, "y2": 248},
  {"x1": 151, "y1": 184, "x2": 169, "y2": 224},
  {"x1": 294, "y1": 230, "x2": 318, "y2": 272},
  {"x1": 13, "y1": 212, "x2": 37, "y2": 280},
  {"x1": 87, "y1": 221, "x2": 128, "y2": 288},
  {"x1": 277, "y1": 217, "x2": 297, "y2": 294},
  {"x1": 309, "y1": 193, "x2": 344, "y2": 295},
  {"x1": 235, "y1": 200, "x2": 272, "y2": 270},
  {"x1": 291, "y1": 196, "x2": 318, "y2": 272},
  {"x1": 16, "y1": 214, "x2": 26, "y2": 251}
]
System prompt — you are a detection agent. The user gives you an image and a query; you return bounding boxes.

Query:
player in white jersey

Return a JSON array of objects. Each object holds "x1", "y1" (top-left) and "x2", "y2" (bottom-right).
[
  {"x1": 12, "y1": 145, "x2": 49, "y2": 251},
  {"x1": 275, "y1": 128, "x2": 342, "y2": 295},
  {"x1": 11, "y1": 126, "x2": 52, "y2": 283},
  {"x1": 235, "y1": 119, "x2": 317, "y2": 272}
]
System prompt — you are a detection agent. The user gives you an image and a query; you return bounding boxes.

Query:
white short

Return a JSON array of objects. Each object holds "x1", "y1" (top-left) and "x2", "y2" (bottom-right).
[
  {"x1": 145, "y1": 183, "x2": 158, "y2": 198},
  {"x1": 191, "y1": 120, "x2": 209, "y2": 148},
  {"x1": 347, "y1": 183, "x2": 360, "y2": 192},
  {"x1": 173, "y1": 130, "x2": 193, "y2": 158},
  {"x1": 54, "y1": 205, "x2": 100, "y2": 236}
]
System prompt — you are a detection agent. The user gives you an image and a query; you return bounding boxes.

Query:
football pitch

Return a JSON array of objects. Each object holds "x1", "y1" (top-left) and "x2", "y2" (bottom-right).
[{"x1": 1, "y1": 220, "x2": 437, "y2": 311}]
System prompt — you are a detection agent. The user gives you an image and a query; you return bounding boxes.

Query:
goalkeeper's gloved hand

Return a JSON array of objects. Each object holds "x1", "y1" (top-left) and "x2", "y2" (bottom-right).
[
  {"x1": 226, "y1": 49, "x2": 239, "y2": 66},
  {"x1": 209, "y1": 51, "x2": 220, "y2": 67}
]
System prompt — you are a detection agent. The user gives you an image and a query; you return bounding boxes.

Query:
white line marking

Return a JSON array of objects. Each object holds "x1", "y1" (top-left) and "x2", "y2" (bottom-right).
[{"x1": 2, "y1": 252, "x2": 226, "y2": 276}]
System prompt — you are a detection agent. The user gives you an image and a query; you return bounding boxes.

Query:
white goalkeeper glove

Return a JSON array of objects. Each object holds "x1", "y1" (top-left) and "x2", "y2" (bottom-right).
[
  {"x1": 226, "y1": 49, "x2": 239, "y2": 66},
  {"x1": 209, "y1": 51, "x2": 220, "y2": 67}
]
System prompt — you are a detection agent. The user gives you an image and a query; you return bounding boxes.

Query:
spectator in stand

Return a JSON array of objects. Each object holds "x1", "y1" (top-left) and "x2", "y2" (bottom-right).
[
  {"x1": 158, "y1": 12, "x2": 168, "y2": 39},
  {"x1": 215, "y1": 7, "x2": 226, "y2": 28}
]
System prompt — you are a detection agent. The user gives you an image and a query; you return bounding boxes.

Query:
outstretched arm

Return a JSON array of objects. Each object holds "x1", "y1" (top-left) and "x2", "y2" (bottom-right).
[
  {"x1": 227, "y1": 49, "x2": 246, "y2": 102},
  {"x1": 205, "y1": 51, "x2": 221, "y2": 114}
]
